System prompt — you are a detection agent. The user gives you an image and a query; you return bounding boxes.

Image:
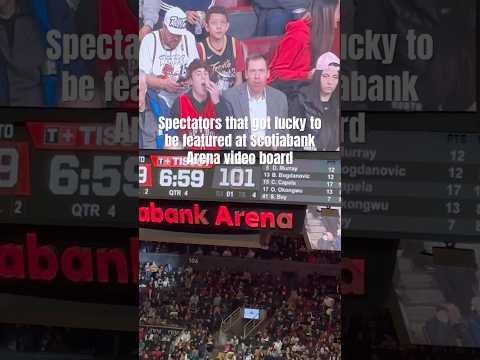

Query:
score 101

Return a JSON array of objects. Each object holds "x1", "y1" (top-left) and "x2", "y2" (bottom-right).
[{"x1": 139, "y1": 166, "x2": 256, "y2": 191}]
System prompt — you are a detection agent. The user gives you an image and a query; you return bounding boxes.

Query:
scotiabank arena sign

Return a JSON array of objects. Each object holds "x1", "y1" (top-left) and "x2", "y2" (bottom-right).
[
  {"x1": 0, "y1": 233, "x2": 138, "y2": 283},
  {"x1": 138, "y1": 200, "x2": 305, "y2": 233},
  {"x1": 0, "y1": 230, "x2": 138, "y2": 304}
]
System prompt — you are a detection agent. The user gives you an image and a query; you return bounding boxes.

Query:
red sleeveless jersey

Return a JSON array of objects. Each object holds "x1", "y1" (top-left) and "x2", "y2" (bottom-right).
[{"x1": 179, "y1": 94, "x2": 218, "y2": 150}]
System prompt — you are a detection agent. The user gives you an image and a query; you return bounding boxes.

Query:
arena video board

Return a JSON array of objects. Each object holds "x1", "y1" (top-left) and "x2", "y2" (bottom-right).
[{"x1": 139, "y1": 151, "x2": 340, "y2": 206}]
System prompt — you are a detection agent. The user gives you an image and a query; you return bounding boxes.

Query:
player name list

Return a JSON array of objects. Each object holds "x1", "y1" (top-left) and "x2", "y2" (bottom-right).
[
  {"x1": 251, "y1": 160, "x2": 340, "y2": 204},
  {"x1": 342, "y1": 130, "x2": 480, "y2": 238}
]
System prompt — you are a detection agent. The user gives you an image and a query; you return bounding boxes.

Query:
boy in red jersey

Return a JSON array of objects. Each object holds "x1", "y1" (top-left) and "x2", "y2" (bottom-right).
[{"x1": 170, "y1": 59, "x2": 231, "y2": 149}]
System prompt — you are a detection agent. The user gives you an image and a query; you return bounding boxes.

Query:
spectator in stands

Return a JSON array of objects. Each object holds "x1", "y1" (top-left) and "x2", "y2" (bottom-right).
[
  {"x1": 197, "y1": 6, "x2": 245, "y2": 93},
  {"x1": 425, "y1": 306, "x2": 458, "y2": 346},
  {"x1": 288, "y1": 52, "x2": 339, "y2": 151},
  {"x1": 140, "y1": 0, "x2": 216, "y2": 41},
  {"x1": 268, "y1": 0, "x2": 339, "y2": 89},
  {"x1": 223, "y1": 54, "x2": 288, "y2": 149},
  {"x1": 139, "y1": 7, "x2": 199, "y2": 148},
  {"x1": 304, "y1": 206, "x2": 340, "y2": 250},
  {"x1": 169, "y1": 59, "x2": 231, "y2": 149}
]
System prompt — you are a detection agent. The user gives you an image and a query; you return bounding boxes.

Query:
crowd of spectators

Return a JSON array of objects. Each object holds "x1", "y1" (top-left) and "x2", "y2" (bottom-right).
[
  {"x1": 139, "y1": 0, "x2": 340, "y2": 150},
  {"x1": 139, "y1": 260, "x2": 340, "y2": 359},
  {"x1": 140, "y1": 237, "x2": 341, "y2": 264},
  {"x1": 218, "y1": 274, "x2": 341, "y2": 359}
]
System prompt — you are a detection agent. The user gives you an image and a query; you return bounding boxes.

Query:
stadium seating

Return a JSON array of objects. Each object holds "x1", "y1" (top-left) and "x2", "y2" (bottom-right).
[
  {"x1": 215, "y1": 0, "x2": 252, "y2": 7},
  {"x1": 220, "y1": 0, "x2": 257, "y2": 39},
  {"x1": 139, "y1": 257, "x2": 341, "y2": 359},
  {"x1": 242, "y1": 36, "x2": 282, "y2": 63}
]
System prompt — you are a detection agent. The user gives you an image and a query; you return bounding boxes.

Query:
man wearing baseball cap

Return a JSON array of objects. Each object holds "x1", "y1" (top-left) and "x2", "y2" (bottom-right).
[{"x1": 139, "y1": 6, "x2": 199, "y2": 148}]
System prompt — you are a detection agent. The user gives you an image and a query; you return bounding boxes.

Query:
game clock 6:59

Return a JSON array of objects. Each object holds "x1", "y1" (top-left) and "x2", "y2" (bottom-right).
[
  {"x1": 48, "y1": 155, "x2": 137, "y2": 197},
  {"x1": 139, "y1": 167, "x2": 205, "y2": 188}
]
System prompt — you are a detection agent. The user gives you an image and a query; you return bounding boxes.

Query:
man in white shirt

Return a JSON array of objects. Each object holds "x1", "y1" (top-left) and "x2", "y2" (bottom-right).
[
  {"x1": 223, "y1": 54, "x2": 289, "y2": 150},
  {"x1": 140, "y1": 7, "x2": 199, "y2": 108},
  {"x1": 139, "y1": 7, "x2": 199, "y2": 148}
]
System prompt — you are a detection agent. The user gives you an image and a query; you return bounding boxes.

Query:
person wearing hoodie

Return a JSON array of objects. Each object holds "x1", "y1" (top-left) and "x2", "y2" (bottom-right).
[
  {"x1": 268, "y1": 0, "x2": 339, "y2": 86},
  {"x1": 140, "y1": 0, "x2": 216, "y2": 40},
  {"x1": 288, "y1": 52, "x2": 340, "y2": 151}
]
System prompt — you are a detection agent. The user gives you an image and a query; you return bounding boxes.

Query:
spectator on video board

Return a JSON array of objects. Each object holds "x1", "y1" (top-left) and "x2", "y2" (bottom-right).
[
  {"x1": 0, "y1": 0, "x2": 44, "y2": 106},
  {"x1": 140, "y1": 0, "x2": 216, "y2": 41},
  {"x1": 170, "y1": 59, "x2": 231, "y2": 149},
  {"x1": 289, "y1": 52, "x2": 340, "y2": 151},
  {"x1": 139, "y1": 7, "x2": 199, "y2": 148},
  {"x1": 197, "y1": 6, "x2": 245, "y2": 93},
  {"x1": 268, "y1": 0, "x2": 339, "y2": 87},
  {"x1": 425, "y1": 306, "x2": 458, "y2": 346},
  {"x1": 222, "y1": 54, "x2": 289, "y2": 149}
]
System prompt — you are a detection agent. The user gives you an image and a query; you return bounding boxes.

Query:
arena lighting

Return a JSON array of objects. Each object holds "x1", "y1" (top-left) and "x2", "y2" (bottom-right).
[
  {"x1": 138, "y1": 202, "x2": 294, "y2": 230},
  {"x1": 0, "y1": 233, "x2": 138, "y2": 284}
]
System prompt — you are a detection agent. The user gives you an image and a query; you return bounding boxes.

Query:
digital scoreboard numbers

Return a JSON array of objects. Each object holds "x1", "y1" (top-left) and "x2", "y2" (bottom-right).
[
  {"x1": 139, "y1": 153, "x2": 341, "y2": 206},
  {"x1": 343, "y1": 130, "x2": 480, "y2": 239},
  {"x1": 40, "y1": 153, "x2": 137, "y2": 224},
  {"x1": 0, "y1": 142, "x2": 31, "y2": 219},
  {"x1": 0, "y1": 121, "x2": 137, "y2": 227}
]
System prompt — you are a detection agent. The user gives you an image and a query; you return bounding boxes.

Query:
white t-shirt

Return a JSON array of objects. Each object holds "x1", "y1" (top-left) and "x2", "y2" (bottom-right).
[
  {"x1": 139, "y1": 30, "x2": 199, "y2": 107},
  {"x1": 247, "y1": 86, "x2": 267, "y2": 138}
]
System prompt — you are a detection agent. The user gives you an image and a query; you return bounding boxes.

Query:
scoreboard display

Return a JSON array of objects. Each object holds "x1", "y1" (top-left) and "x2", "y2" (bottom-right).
[
  {"x1": 0, "y1": 120, "x2": 137, "y2": 227},
  {"x1": 139, "y1": 151, "x2": 341, "y2": 206},
  {"x1": 343, "y1": 125, "x2": 480, "y2": 240}
]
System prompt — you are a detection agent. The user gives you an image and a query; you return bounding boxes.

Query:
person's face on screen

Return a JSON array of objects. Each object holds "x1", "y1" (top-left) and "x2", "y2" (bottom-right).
[
  {"x1": 190, "y1": 67, "x2": 210, "y2": 98},
  {"x1": 206, "y1": 13, "x2": 229, "y2": 40},
  {"x1": 161, "y1": 26, "x2": 182, "y2": 50},
  {"x1": 246, "y1": 58, "x2": 269, "y2": 94},
  {"x1": 320, "y1": 67, "x2": 339, "y2": 97}
]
